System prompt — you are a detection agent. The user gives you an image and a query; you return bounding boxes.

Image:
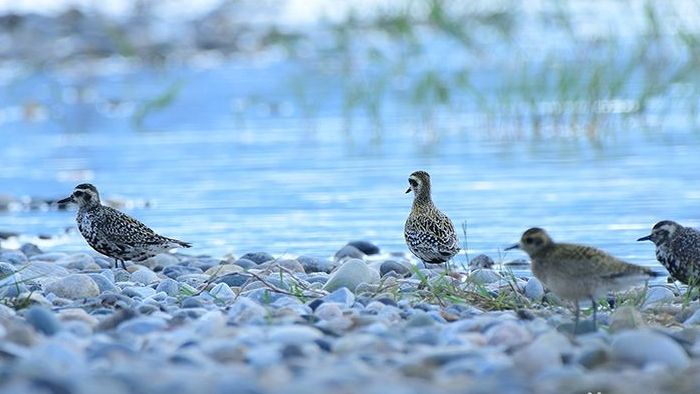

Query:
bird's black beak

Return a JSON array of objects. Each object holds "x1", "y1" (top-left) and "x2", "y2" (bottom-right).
[
  {"x1": 405, "y1": 187, "x2": 411, "y2": 194},
  {"x1": 637, "y1": 235, "x2": 652, "y2": 242},
  {"x1": 504, "y1": 243, "x2": 520, "y2": 251},
  {"x1": 57, "y1": 196, "x2": 74, "y2": 204}
]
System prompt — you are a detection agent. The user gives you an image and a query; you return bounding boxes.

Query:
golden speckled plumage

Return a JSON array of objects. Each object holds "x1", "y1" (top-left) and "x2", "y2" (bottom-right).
[
  {"x1": 508, "y1": 227, "x2": 657, "y2": 331},
  {"x1": 404, "y1": 171, "x2": 460, "y2": 265}
]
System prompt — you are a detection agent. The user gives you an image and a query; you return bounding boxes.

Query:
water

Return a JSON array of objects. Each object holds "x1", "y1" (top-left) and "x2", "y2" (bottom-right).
[
  {"x1": 1, "y1": 61, "x2": 699, "y2": 269},
  {"x1": 1, "y1": 2, "x2": 700, "y2": 270}
]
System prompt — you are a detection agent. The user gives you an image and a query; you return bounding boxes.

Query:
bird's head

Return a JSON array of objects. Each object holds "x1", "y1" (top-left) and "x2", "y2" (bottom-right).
[
  {"x1": 58, "y1": 183, "x2": 101, "y2": 208},
  {"x1": 505, "y1": 227, "x2": 553, "y2": 256},
  {"x1": 406, "y1": 170, "x2": 431, "y2": 197},
  {"x1": 637, "y1": 220, "x2": 681, "y2": 246}
]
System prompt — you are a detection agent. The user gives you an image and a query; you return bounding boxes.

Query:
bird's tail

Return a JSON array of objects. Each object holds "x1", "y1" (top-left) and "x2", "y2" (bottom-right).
[{"x1": 168, "y1": 238, "x2": 192, "y2": 248}]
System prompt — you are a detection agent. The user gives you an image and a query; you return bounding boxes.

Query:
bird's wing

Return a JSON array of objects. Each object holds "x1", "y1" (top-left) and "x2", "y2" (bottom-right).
[
  {"x1": 549, "y1": 243, "x2": 651, "y2": 280},
  {"x1": 405, "y1": 212, "x2": 460, "y2": 257},
  {"x1": 672, "y1": 227, "x2": 700, "y2": 265},
  {"x1": 93, "y1": 206, "x2": 166, "y2": 246}
]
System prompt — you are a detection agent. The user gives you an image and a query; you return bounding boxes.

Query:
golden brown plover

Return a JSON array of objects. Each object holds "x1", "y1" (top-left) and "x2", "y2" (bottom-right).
[
  {"x1": 58, "y1": 183, "x2": 191, "y2": 269},
  {"x1": 506, "y1": 227, "x2": 658, "y2": 332},
  {"x1": 404, "y1": 170, "x2": 460, "y2": 270},
  {"x1": 638, "y1": 220, "x2": 700, "y2": 286}
]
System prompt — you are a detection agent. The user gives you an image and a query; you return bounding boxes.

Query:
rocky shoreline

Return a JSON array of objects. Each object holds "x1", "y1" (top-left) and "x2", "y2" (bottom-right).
[{"x1": 1, "y1": 239, "x2": 700, "y2": 394}]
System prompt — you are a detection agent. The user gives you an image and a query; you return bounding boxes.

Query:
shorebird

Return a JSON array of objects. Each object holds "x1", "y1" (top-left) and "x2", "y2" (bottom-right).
[
  {"x1": 506, "y1": 227, "x2": 658, "y2": 332},
  {"x1": 58, "y1": 183, "x2": 191, "y2": 269},
  {"x1": 404, "y1": 170, "x2": 460, "y2": 271},
  {"x1": 638, "y1": 220, "x2": 700, "y2": 286}
]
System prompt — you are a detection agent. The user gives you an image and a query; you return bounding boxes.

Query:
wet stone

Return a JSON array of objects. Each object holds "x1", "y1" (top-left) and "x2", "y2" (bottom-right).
[
  {"x1": 334, "y1": 244, "x2": 365, "y2": 261},
  {"x1": 239, "y1": 252, "x2": 274, "y2": 264},
  {"x1": 347, "y1": 240, "x2": 380, "y2": 255}
]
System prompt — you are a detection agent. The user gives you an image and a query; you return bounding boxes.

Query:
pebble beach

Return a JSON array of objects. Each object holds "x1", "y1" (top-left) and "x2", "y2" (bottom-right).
[{"x1": 1, "y1": 239, "x2": 700, "y2": 394}]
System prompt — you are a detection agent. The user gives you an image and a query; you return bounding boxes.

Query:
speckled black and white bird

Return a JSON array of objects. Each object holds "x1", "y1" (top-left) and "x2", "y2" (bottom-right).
[
  {"x1": 638, "y1": 220, "x2": 700, "y2": 286},
  {"x1": 404, "y1": 171, "x2": 460, "y2": 269},
  {"x1": 58, "y1": 183, "x2": 191, "y2": 269}
]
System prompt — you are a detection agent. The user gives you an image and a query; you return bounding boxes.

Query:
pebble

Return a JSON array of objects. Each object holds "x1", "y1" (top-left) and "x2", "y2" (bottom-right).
[
  {"x1": 87, "y1": 273, "x2": 119, "y2": 293},
  {"x1": 55, "y1": 253, "x2": 95, "y2": 269},
  {"x1": 609, "y1": 305, "x2": 645, "y2": 333},
  {"x1": 321, "y1": 287, "x2": 355, "y2": 307},
  {"x1": 334, "y1": 244, "x2": 365, "y2": 261},
  {"x1": 122, "y1": 286, "x2": 157, "y2": 299},
  {"x1": 204, "y1": 264, "x2": 243, "y2": 277},
  {"x1": 20, "y1": 243, "x2": 42, "y2": 258},
  {"x1": 380, "y1": 260, "x2": 410, "y2": 277},
  {"x1": 44, "y1": 274, "x2": 100, "y2": 299},
  {"x1": 227, "y1": 298, "x2": 267, "y2": 324},
  {"x1": 268, "y1": 325, "x2": 323, "y2": 344},
  {"x1": 209, "y1": 282, "x2": 236, "y2": 303},
  {"x1": 612, "y1": 329, "x2": 690, "y2": 368},
  {"x1": 155, "y1": 278, "x2": 180, "y2": 296},
  {"x1": 347, "y1": 240, "x2": 380, "y2": 255},
  {"x1": 1, "y1": 250, "x2": 28, "y2": 265},
  {"x1": 239, "y1": 252, "x2": 274, "y2": 264},
  {"x1": 468, "y1": 268, "x2": 503, "y2": 284},
  {"x1": 524, "y1": 277, "x2": 544, "y2": 302},
  {"x1": 130, "y1": 268, "x2": 159, "y2": 285},
  {"x1": 233, "y1": 258, "x2": 257, "y2": 269},
  {"x1": 117, "y1": 316, "x2": 168, "y2": 335},
  {"x1": 24, "y1": 306, "x2": 62, "y2": 336},
  {"x1": 642, "y1": 286, "x2": 675, "y2": 309},
  {"x1": 144, "y1": 253, "x2": 180, "y2": 269},
  {"x1": 469, "y1": 254, "x2": 495, "y2": 269},
  {"x1": 323, "y1": 258, "x2": 379, "y2": 292},
  {"x1": 297, "y1": 255, "x2": 336, "y2": 273},
  {"x1": 214, "y1": 273, "x2": 250, "y2": 287},
  {"x1": 162, "y1": 265, "x2": 202, "y2": 278}
]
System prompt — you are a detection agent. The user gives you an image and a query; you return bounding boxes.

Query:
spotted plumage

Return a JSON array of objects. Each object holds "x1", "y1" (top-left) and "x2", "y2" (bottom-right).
[
  {"x1": 507, "y1": 227, "x2": 658, "y2": 332},
  {"x1": 638, "y1": 220, "x2": 700, "y2": 285},
  {"x1": 58, "y1": 184, "x2": 191, "y2": 268},
  {"x1": 404, "y1": 171, "x2": 460, "y2": 266}
]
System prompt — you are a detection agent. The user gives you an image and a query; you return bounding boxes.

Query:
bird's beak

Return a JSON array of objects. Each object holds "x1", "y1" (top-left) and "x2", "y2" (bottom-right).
[
  {"x1": 57, "y1": 196, "x2": 74, "y2": 204},
  {"x1": 504, "y1": 243, "x2": 520, "y2": 251},
  {"x1": 637, "y1": 235, "x2": 652, "y2": 242},
  {"x1": 405, "y1": 187, "x2": 411, "y2": 194}
]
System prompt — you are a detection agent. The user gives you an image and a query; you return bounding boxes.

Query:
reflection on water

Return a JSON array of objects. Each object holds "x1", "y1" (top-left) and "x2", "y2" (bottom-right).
[{"x1": 1, "y1": 61, "x2": 699, "y2": 270}]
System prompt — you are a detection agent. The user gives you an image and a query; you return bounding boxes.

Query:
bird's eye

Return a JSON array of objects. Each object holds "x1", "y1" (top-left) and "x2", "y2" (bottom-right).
[
  {"x1": 409, "y1": 179, "x2": 418, "y2": 187},
  {"x1": 74, "y1": 191, "x2": 84, "y2": 197},
  {"x1": 525, "y1": 237, "x2": 534, "y2": 244}
]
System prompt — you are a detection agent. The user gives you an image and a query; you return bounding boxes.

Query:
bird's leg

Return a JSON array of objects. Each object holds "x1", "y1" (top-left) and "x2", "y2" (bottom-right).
[
  {"x1": 113, "y1": 258, "x2": 119, "y2": 269},
  {"x1": 120, "y1": 259, "x2": 126, "y2": 270},
  {"x1": 573, "y1": 300, "x2": 580, "y2": 334},
  {"x1": 590, "y1": 296, "x2": 597, "y2": 329}
]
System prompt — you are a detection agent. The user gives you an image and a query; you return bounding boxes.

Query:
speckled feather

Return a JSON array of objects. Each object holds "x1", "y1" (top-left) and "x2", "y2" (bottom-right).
[
  {"x1": 518, "y1": 228, "x2": 656, "y2": 301},
  {"x1": 78, "y1": 206, "x2": 190, "y2": 262},
  {"x1": 66, "y1": 184, "x2": 190, "y2": 263},
  {"x1": 404, "y1": 171, "x2": 460, "y2": 264},
  {"x1": 657, "y1": 225, "x2": 700, "y2": 284}
]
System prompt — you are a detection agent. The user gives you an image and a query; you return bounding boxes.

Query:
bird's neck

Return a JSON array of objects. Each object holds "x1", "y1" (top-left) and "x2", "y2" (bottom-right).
[{"x1": 412, "y1": 192, "x2": 434, "y2": 211}]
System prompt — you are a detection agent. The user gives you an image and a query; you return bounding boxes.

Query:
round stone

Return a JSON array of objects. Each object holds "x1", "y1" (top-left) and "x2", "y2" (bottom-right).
[
  {"x1": 334, "y1": 245, "x2": 365, "y2": 261},
  {"x1": 347, "y1": 240, "x2": 380, "y2": 255},
  {"x1": 469, "y1": 254, "x2": 495, "y2": 269},
  {"x1": 155, "y1": 278, "x2": 180, "y2": 296},
  {"x1": 298, "y1": 255, "x2": 336, "y2": 274},
  {"x1": 239, "y1": 252, "x2": 274, "y2": 264},
  {"x1": 130, "y1": 268, "x2": 159, "y2": 285},
  {"x1": 44, "y1": 274, "x2": 100, "y2": 300},
  {"x1": 380, "y1": 260, "x2": 410, "y2": 277},
  {"x1": 24, "y1": 306, "x2": 62, "y2": 336},
  {"x1": 524, "y1": 277, "x2": 544, "y2": 302},
  {"x1": 323, "y1": 258, "x2": 379, "y2": 292},
  {"x1": 612, "y1": 329, "x2": 690, "y2": 368}
]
